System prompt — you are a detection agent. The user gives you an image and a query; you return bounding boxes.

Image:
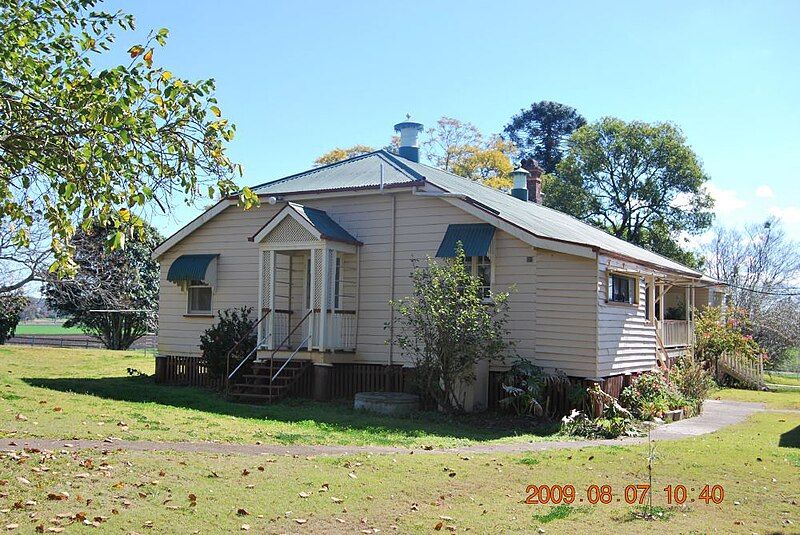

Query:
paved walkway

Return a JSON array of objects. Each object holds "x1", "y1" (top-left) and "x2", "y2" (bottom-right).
[{"x1": 0, "y1": 400, "x2": 766, "y2": 457}]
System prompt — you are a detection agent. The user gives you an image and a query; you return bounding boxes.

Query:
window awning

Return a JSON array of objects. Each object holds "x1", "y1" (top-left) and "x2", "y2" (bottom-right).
[
  {"x1": 167, "y1": 254, "x2": 219, "y2": 285},
  {"x1": 436, "y1": 224, "x2": 495, "y2": 258}
]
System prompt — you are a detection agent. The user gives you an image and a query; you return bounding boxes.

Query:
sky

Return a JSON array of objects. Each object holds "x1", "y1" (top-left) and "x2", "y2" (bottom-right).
[{"x1": 107, "y1": 0, "x2": 800, "y2": 243}]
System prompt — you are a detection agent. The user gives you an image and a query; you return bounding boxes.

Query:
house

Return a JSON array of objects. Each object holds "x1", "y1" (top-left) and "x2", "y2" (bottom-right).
[{"x1": 152, "y1": 119, "x2": 725, "y2": 410}]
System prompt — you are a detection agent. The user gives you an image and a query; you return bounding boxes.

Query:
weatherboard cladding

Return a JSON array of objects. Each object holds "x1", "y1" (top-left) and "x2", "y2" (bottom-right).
[
  {"x1": 166, "y1": 254, "x2": 218, "y2": 283},
  {"x1": 436, "y1": 224, "x2": 495, "y2": 257},
  {"x1": 245, "y1": 149, "x2": 699, "y2": 277}
]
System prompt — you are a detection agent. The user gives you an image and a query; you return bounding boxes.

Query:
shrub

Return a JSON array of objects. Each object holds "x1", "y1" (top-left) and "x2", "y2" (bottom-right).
[
  {"x1": 695, "y1": 306, "x2": 764, "y2": 365},
  {"x1": 669, "y1": 356, "x2": 714, "y2": 413},
  {"x1": 0, "y1": 293, "x2": 29, "y2": 344},
  {"x1": 499, "y1": 359, "x2": 547, "y2": 416},
  {"x1": 200, "y1": 307, "x2": 256, "y2": 378},
  {"x1": 620, "y1": 371, "x2": 686, "y2": 420},
  {"x1": 390, "y1": 244, "x2": 515, "y2": 413},
  {"x1": 560, "y1": 385, "x2": 639, "y2": 438}
]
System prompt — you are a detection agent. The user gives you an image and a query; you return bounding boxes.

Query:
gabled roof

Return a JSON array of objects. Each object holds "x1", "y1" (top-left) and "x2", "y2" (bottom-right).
[
  {"x1": 251, "y1": 151, "x2": 424, "y2": 195},
  {"x1": 156, "y1": 149, "x2": 703, "y2": 278},
  {"x1": 393, "y1": 154, "x2": 702, "y2": 278},
  {"x1": 250, "y1": 202, "x2": 362, "y2": 245}
]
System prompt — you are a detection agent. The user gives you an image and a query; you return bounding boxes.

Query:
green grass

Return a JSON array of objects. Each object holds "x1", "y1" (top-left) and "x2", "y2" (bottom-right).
[
  {"x1": 712, "y1": 386, "x2": 800, "y2": 410},
  {"x1": 0, "y1": 411, "x2": 796, "y2": 533},
  {"x1": 0, "y1": 345, "x2": 560, "y2": 447},
  {"x1": 765, "y1": 370, "x2": 800, "y2": 387},
  {"x1": 13, "y1": 322, "x2": 83, "y2": 335}
]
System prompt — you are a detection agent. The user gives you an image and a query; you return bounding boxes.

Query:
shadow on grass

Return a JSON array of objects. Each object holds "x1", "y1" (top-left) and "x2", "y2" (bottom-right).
[
  {"x1": 779, "y1": 424, "x2": 799, "y2": 448},
  {"x1": 22, "y1": 375, "x2": 560, "y2": 443}
]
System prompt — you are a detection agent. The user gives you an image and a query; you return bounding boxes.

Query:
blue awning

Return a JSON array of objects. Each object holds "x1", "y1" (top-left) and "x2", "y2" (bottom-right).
[
  {"x1": 436, "y1": 224, "x2": 495, "y2": 258},
  {"x1": 167, "y1": 254, "x2": 219, "y2": 283}
]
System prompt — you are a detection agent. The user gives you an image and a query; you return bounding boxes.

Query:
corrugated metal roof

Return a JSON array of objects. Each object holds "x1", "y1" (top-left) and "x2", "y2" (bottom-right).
[
  {"x1": 167, "y1": 254, "x2": 218, "y2": 282},
  {"x1": 392, "y1": 154, "x2": 702, "y2": 277},
  {"x1": 436, "y1": 224, "x2": 495, "y2": 258},
  {"x1": 247, "y1": 150, "x2": 702, "y2": 277},
  {"x1": 290, "y1": 202, "x2": 362, "y2": 245},
  {"x1": 251, "y1": 152, "x2": 421, "y2": 195}
]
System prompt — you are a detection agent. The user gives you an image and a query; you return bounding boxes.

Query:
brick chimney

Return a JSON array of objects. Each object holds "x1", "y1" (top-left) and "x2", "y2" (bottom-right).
[{"x1": 521, "y1": 158, "x2": 543, "y2": 204}]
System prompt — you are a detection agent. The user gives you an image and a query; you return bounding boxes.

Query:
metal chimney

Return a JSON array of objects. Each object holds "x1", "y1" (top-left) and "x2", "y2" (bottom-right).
[{"x1": 393, "y1": 115, "x2": 424, "y2": 163}]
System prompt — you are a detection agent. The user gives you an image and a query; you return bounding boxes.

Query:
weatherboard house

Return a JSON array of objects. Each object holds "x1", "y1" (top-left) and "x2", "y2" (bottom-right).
[{"x1": 153, "y1": 119, "x2": 723, "y2": 410}]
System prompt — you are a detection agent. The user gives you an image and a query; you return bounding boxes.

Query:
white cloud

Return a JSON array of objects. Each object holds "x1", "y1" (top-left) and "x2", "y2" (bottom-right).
[
  {"x1": 755, "y1": 185, "x2": 774, "y2": 198},
  {"x1": 670, "y1": 191, "x2": 695, "y2": 209},
  {"x1": 768, "y1": 206, "x2": 800, "y2": 225},
  {"x1": 677, "y1": 229, "x2": 715, "y2": 251},
  {"x1": 704, "y1": 183, "x2": 747, "y2": 215}
]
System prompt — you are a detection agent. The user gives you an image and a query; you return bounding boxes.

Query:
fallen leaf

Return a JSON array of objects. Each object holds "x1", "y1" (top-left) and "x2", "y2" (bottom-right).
[
  {"x1": 241, "y1": 525, "x2": 250, "y2": 531},
  {"x1": 237, "y1": 508, "x2": 249, "y2": 516},
  {"x1": 241, "y1": 469, "x2": 250, "y2": 476},
  {"x1": 294, "y1": 519, "x2": 307, "y2": 525},
  {"x1": 299, "y1": 492, "x2": 310, "y2": 498},
  {"x1": 15, "y1": 414, "x2": 27, "y2": 421},
  {"x1": 331, "y1": 497, "x2": 343, "y2": 503},
  {"x1": 53, "y1": 407, "x2": 62, "y2": 413},
  {"x1": 434, "y1": 521, "x2": 443, "y2": 531},
  {"x1": 348, "y1": 472, "x2": 357, "y2": 479},
  {"x1": 5, "y1": 524, "x2": 19, "y2": 531}
]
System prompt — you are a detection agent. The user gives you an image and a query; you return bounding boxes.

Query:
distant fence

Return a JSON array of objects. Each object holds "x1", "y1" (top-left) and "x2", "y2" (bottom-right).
[{"x1": 8, "y1": 334, "x2": 157, "y2": 351}]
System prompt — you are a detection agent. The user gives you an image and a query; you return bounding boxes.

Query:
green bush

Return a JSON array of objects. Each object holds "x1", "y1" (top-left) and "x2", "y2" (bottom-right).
[
  {"x1": 620, "y1": 370, "x2": 686, "y2": 420},
  {"x1": 669, "y1": 356, "x2": 714, "y2": 413},
  {"x1": 560, "y1": 409, "x2": 638, "y2": 439},
  {"x1": 199, "y1": 307, "x2": 257, "y2": 378},
  {"x1": 0, "y1": 294, "x2": 29, "y2": 344},
  {"x1": 499, "y1": 359, "x2": 547, "y2": 416}
]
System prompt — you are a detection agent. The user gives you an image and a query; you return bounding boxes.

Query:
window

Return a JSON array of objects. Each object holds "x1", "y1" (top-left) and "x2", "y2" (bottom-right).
[
  {"x1": 607, "y1": 273, "x2": 638, "y2": 305},
  {"x1": 187, "y1": 280, "x2": 212, "y2": 314},
  {"x1": 463, "y1": 255, "x2": 492, "y2": 300}
]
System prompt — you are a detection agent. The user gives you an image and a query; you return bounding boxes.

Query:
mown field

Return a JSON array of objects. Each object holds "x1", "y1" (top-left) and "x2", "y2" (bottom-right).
[
  {"x1": 0, "y1": 345, "x2": 559, "y2": 448},
  {"x1": 13, "y1": 322, "x2": 83, "y2": 336},
  {"x1": 0, "y1": 345, "x2": 797, "y2": 533}
]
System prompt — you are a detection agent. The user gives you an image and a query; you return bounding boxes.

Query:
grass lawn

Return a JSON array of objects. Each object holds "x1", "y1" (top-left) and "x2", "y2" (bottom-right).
[
  {"x1": 766, "y1": 370, "x2": 800, "y2": 387},
  {"x1": 713, "y1": 385, "x2": 800, "y2": 410},
  {"x1": 0, "y1": 345, "x2": 559, "y2": 448},
  {"x1": 0, "y1": 412, "x2": 796, "y2": 533},
  {"x1": 13, "y1": 322, "x2": 83, "y2": 336}
]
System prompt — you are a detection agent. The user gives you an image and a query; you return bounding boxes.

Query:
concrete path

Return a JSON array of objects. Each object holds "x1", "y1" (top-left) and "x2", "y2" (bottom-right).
[{"x1": 0, "y1": 400, "x2": 766, "y2": 458}]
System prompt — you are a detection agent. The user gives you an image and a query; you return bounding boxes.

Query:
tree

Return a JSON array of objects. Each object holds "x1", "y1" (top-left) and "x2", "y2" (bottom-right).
[
  {"x1": 389, "y1": 245, "x2": 515, "y2": 413},
  {"x1": 1, "y1": 0, "x2": 257, "y2": 276},
  {"x1": 703, "y1": 219, "x2": 800, "y2": 367},
  {"x1": 0, "y1": 293, "x2": 29, "y2": 344},
  {"x1": 423, "y1": 117, "x2": 517, "y2": 189},
  {"x1": 45, "y1": 220, "x2": 162, "y2": 349},
  {"x1": 550, "y1": 118, "x2": 714, "y2": 266},
  {"x1": 0, "y1": 218, "x2": 50, "y2": 293},
  {"x1": 503, "y1": 101, "x2": 586, "y2": 174},
  {"x1": 314, "y1": 145, "x2": 375, "y2": 166}
]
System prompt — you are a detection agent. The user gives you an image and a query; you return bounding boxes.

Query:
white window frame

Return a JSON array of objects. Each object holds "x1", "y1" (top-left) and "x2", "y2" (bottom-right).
[
  {"x1": 462, "y1": 243, "x2": 494, "y2": 302},
  {"x1": 187, "y1": 280, "x2": 213, "y2": 315},
  {"x1": 607, "y1": 272, "x2": 639, "y2": 305}
]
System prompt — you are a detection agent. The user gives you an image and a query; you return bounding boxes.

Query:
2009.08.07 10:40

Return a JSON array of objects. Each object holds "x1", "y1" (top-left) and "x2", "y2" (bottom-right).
[{"x1": 525, "y1": 484, "x2": 725, "y2": 505}]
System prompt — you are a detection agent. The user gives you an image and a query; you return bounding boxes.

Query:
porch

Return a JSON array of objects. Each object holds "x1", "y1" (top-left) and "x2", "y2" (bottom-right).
[{"x1": 252, "y1": 202, "x2": 362, "y2": 357}]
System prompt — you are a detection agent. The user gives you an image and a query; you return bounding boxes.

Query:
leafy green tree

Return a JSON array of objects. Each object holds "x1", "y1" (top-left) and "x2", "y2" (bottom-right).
[
  {"x1": 1, "y1": 0, "x2": 257, "y2": 277},
  {"x1": 45, "y1": 220, "x2": 162, "y2": 349},
  {"x1": 389, "y1": 245, "x2": 515, "y2": 413},
  {"x1": 503, "y1": 101, "x2": 586, "y2": 174},
  {"x1": 0, "y1": 293, "x2": 29, "y2": 344},
  {"x1": 550, "y1": 118, "x2": 714, "y2": 266},
  {"x1": 423, "y1": 117, "x2": 517, "y2": 189}
]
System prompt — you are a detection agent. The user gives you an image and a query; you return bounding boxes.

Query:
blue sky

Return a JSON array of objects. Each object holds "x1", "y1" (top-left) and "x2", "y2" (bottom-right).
[{"x1": 109, "y1": 0, "x2": 800, "y2": 241}]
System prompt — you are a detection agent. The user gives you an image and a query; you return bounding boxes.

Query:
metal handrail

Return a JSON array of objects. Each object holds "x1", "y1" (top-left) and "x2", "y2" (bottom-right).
[
  {"x1": 271, "y1": 335, "x2": 311, "y2": 383},
  {"x1": 225, "y1": 308, "x2": 271, "y2": 387},
  {"x1": 269, "y1": 309, "x2": 313, "y2": 380},
  {"x1": 227, "y1": 333, "x2": 270, "y2": 381}
]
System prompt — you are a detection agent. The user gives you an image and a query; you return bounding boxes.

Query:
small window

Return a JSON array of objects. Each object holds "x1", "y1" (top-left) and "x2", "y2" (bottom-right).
[
  {"x1": 463, "y1": 255, "x2": 492, "y2": 300},
  {"x1": 608, "y1": 273, "x2": 638, "y2": 305},
  {"x1": 187, "y1": 280, "x2": 212, "y2": 314}
]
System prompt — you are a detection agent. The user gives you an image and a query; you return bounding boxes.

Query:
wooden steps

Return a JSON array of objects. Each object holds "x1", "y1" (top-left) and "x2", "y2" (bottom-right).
[{"x1": 228, "y1": 359, "x2": 311, "y2": 403}]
